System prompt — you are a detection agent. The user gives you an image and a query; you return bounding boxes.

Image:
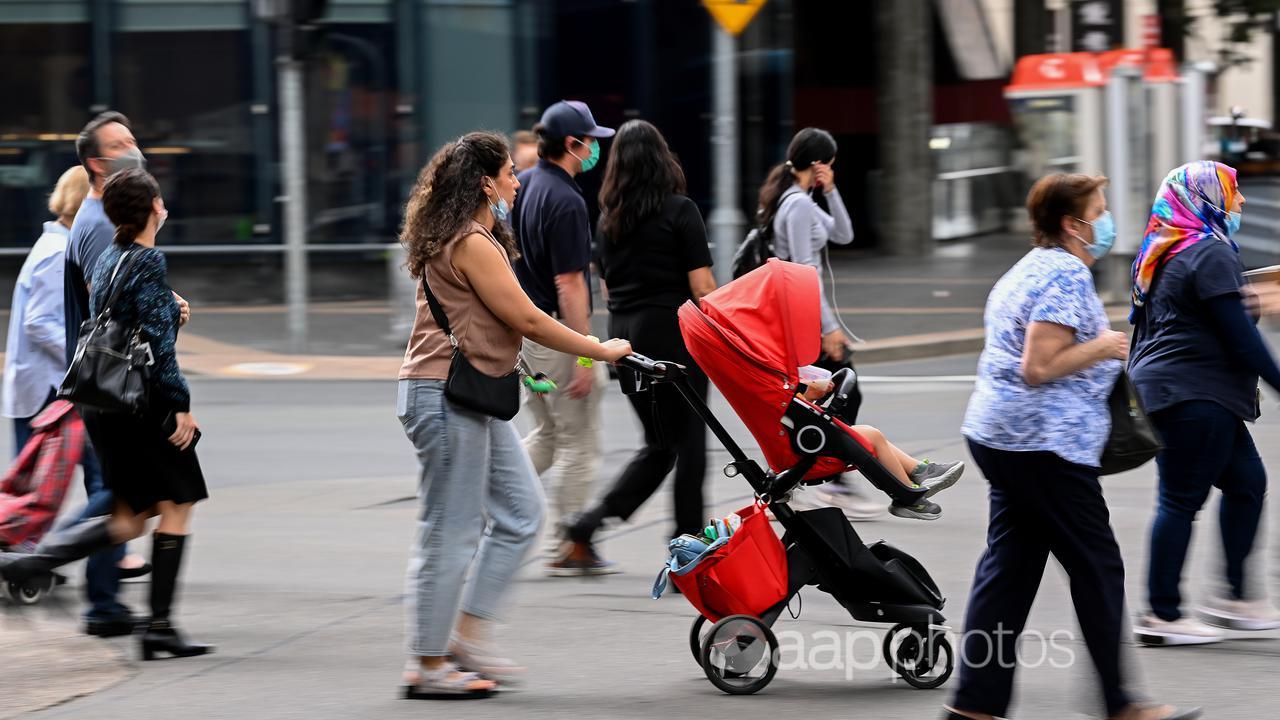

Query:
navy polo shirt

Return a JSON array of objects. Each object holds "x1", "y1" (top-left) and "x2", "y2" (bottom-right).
[
  {"x1": 1129, "y1": 239, "x2": 1257, "y2": 420},
  {"x1": 511, "y1": 159, "x2": 592, "y2": 316}
]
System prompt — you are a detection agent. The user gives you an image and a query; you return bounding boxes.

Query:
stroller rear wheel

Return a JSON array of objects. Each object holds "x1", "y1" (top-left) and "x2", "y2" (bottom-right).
[
  {"x1": 5, "y1": 575, "x2": 52, "y2": 606},
  {"x1": 882, "y1": 623, "x2": 953, "y2": 690},
  {"x1": 700, "y1": 614, "x2": 779, "y2": 695}
]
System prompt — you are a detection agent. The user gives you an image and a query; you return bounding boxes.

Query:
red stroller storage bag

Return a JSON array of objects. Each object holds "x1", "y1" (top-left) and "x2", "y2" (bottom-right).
[{"x1": 671, "y1": 503, "x2": 788, "y2": 622}]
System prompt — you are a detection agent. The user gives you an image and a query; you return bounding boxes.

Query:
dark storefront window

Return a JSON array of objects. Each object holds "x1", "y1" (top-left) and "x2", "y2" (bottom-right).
[
  {"x1": 306, "y1": 21, "x2": 399, "y2": 245},
  {"x1": 113, "y1": 28, "x2": 255, "y2": 246},
  {"x1": 0, "y1": 15, "x2": 91, "y2": 247}
]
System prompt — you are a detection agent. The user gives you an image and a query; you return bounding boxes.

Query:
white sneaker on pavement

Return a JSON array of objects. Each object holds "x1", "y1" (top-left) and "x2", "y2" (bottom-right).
[
  {"x1": 1197, "y1": 597, "x2": 1280, "y2": 631},
  {"x1": 813, "y1": 483, "x2": 887, "y2": 521},
  {"x1": 1133, "y1": 613, "x2": 1225, "y2": 647}
]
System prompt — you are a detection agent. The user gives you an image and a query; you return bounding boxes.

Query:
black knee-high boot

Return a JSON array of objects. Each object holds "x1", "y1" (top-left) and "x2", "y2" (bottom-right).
[
  {"x1": 0, "y1": 516, "x2": 115, "y2": 583},
  {"x1": 141, "y1": 533, "x2": 213, "y2": 661}
]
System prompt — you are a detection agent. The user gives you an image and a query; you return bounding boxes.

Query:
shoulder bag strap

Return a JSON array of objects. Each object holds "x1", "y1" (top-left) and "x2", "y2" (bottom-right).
[
  {"x1": 420, "y1": 267, "x2": 457, "y2": 347},
  {"x1": 98, "y1": 249, "x2": 143, "y2": 320}
]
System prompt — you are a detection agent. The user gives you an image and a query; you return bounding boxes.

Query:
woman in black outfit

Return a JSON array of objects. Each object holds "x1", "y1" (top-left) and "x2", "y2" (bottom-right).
[
  {"x1": 0, "y1": 168, "x2": 211, "y2": 661},
  {"x1": 561, "y1": 120, "x2": 716, "y2": 560}
]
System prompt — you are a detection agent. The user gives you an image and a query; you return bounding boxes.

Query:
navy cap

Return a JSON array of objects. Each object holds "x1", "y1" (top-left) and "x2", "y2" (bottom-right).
[{"x1": 539, "y1": 100, "x2": 615, "y2": 139}]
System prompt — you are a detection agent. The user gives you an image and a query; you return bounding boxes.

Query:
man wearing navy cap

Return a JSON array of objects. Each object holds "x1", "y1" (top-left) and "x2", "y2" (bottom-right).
[{"x1": 511, "y1": 100, "x2": 617, "y2": 575}]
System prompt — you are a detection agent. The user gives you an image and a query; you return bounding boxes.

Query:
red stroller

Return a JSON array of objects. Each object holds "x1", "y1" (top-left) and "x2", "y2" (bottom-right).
[
  {"x1": 0, "y1": 400, "x2": 83, "y2": 604},
  {"x1": 620, "y1": 259, "x2": 951, "y2": 694}
]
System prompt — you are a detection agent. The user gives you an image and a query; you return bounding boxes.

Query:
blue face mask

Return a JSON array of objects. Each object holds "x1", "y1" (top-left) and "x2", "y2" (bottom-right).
[
  {"x1": 1079, "y1": 210, "x2": 1116, "y2": 259},
  {"x1": 486, "y1": 182, "x2": 509, "y2": 222},
  {"x1": 1225, "y1": 210, "x2": 1242, "y2": 235}
]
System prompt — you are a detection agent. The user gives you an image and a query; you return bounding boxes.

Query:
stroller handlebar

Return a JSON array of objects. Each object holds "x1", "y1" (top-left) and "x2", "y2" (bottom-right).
[{"x1": 618, "y1": 354, "x2": 672, "y2": 378}]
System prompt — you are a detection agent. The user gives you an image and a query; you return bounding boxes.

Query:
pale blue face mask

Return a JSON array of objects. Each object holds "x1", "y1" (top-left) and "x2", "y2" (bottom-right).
[
  {"x1": 1206, "y1": 198, "x2": 1242, "y2": 236},
  {"x1": 1076, "y1": 210, "x2": 1116, "y2": 259},
  {"x1": 486, "y1": 181, "x2": 510, "y2": 222}
]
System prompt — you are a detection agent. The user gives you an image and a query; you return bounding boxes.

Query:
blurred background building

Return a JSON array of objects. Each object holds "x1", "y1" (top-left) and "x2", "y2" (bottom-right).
[{"x1": 1, "y1": 0, "x2": 1277, "y2": 303}]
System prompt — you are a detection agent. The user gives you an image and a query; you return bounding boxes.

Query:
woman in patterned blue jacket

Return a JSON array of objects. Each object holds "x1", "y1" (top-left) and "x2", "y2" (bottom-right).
[
  {"x1": 0, "y1": 168, "x2": 211, "y2": 663},
  {"x1": 945, "y1": 174, "x2": 1197, "y2": 720}
]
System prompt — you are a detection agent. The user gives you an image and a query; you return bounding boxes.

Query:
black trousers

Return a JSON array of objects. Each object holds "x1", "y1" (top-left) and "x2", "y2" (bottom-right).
[
  {"x1": 953, "y1": 440, "x2": 1132, "y2": 718},
  {"x1": 602, "y1": 306, "x2": 709, "y2": 539}
]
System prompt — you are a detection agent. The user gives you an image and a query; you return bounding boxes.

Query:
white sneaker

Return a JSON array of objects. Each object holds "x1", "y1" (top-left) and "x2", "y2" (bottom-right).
[
  {"x1": 1133, "y1": 613, "x2": 1225, "y2": 646},
  {"x1": 1197, "y1": 598, "x2": 1280, "y2": 631},
  {"x1": 814, "y1": 483, "x2": 888, "y2": 521}
]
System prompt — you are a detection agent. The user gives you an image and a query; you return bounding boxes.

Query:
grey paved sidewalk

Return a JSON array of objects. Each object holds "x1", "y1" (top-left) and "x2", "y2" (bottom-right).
[{"x1": 0, "y1": 609, "x2": 129, "y2": 719}]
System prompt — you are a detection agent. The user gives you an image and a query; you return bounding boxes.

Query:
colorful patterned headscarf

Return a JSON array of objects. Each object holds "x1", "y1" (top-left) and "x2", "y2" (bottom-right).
[{"x1": 1131, "y1": 161, "x2": 1240, "y2": 319}]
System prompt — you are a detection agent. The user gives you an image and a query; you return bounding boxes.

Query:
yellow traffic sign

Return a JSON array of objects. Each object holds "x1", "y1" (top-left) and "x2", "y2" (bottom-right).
[{"x1": 702, "y1": 0, "x2": 766, "y2": 36}]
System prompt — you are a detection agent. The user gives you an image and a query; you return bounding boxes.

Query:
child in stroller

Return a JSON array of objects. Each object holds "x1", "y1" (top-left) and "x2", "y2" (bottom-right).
[{"x1": 798, "y1": 365, "x2": 963, "y2": 520}]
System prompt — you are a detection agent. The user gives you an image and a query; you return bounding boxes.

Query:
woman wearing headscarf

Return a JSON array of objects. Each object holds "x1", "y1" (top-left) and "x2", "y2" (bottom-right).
[{"x1": 1130, "y1": 161, "x2": 1280, "y2": 646}]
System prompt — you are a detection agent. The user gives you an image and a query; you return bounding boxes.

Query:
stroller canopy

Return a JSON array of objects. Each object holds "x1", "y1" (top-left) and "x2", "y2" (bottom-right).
[
  {"x1": 680, "y1": 260, "x2": 842, "y2": 478},
  {"x1": 692, "y1": 259, "x2": 821, "y2": 385}
]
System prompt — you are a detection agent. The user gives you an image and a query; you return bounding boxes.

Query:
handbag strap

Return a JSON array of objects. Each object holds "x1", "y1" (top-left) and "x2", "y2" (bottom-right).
[
  {"x1": 98, "y1": 249, "x2": 143, "y2": 320},
  {"x1": 421, "y1": 269, "x2": 457, "y2": 347}
]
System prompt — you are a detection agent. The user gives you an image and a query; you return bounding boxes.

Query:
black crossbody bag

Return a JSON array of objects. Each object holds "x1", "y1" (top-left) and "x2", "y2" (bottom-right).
[
  {"x1": 1099, "y1": 275, "x2": 1163, "y2": 475},
  {"x1": 421, "y1": 272, "x2": 521, "y2": 421},
  {"x1": 58, "y1": 249, "x2": 155, "y2": 414}
]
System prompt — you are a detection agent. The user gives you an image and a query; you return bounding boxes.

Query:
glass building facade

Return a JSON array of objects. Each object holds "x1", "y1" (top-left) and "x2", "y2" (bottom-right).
[{"x1": 1, "y1": 0, "x2": 1014, "y2": 281}]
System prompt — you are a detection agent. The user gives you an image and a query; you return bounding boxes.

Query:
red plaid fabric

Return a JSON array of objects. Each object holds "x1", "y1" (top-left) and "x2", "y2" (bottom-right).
[{"x1": 0, "y1": 401, "x2": 85, "y2": 547}]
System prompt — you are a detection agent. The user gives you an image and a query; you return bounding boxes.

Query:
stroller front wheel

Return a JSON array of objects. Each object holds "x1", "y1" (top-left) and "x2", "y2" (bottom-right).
[
  {"x1": 883, "y1": 623, "x2": 954, "y2": 690},
  {"x1": 700, "y1": 614, "x2": 779, "y2": 695},
  {"x1": 689, "y1": 616, "x2": 708, "y2": 666}
]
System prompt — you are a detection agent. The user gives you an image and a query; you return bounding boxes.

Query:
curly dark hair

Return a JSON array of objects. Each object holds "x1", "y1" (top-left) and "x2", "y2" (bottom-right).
[
  {"x1": 597, "y1": 120, "x2": 686, "y2": 242},
  {"x1": 102, "y1": 167, "x2": 161, "y2": 247},
  {"x1": 400, "y1": 132, "x2": 517, "y2": 280}
]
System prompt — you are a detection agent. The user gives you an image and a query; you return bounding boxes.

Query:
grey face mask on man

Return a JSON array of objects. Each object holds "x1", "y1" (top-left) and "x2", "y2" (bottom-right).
[{"x1": 97, "y1": 147, "x2": 146, "y2": 176}]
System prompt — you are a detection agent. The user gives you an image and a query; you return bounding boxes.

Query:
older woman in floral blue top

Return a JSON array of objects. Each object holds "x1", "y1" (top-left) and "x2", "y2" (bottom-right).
[{"x1": 945, "y1": 175, "x2": 1197, "y2": 720}]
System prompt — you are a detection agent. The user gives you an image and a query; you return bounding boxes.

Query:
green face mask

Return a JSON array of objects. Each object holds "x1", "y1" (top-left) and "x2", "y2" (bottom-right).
[{"x1": 573, "y1": 138, "x2": 600, "y2": 173}]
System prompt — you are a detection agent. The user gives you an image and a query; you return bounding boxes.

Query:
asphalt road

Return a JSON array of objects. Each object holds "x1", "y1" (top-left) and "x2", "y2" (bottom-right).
[{"x1": 9, "y1": 349, "x2": 1280, "y2": 720}]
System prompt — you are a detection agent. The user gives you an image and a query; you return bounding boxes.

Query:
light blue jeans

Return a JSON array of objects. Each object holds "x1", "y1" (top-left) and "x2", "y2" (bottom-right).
[{"x1": 397, "y1": 379, "x2": 544, "y2": 656}]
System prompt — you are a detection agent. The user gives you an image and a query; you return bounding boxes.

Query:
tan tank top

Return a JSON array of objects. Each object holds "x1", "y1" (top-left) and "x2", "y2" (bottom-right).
[{"x1": 399, "y1": 222, "x2": 523, "y2": 380}]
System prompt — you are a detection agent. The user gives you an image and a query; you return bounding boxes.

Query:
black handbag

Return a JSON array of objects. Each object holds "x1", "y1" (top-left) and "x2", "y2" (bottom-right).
[
  {"x1": 421, "y1": 271, "x2": 521, "y2": 421},
  {"x1": 58, "y1": 249, "x2": 154, "y2": 414},
  {"x1": 1099, "y1": 370, "x2": 1161, "y2": 475}
]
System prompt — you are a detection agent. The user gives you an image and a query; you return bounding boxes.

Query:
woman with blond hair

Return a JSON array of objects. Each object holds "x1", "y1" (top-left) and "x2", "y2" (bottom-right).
[{"x1": 3, "y1": 166, "x2": 90, "y2": 449}]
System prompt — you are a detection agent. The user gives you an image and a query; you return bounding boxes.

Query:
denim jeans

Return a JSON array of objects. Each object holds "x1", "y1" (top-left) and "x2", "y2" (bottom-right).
[
  {"x1": 1147, "y1": 400, "x2": 1266, "y2": 621},
  {"x1": 398, "y1": 379, "x2": 544, "y2": 656},
  {"x1": 15, "y1": 397, "x2": 126, "y2": 621},
  {"x1": 59, "y1": 441, "x2": 128, "y2": 620}
]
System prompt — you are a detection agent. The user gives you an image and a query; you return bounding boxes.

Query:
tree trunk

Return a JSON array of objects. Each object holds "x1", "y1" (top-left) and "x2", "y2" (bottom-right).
[{"x1": 875, "y1": 0, "x2": 933, "y2": 256}]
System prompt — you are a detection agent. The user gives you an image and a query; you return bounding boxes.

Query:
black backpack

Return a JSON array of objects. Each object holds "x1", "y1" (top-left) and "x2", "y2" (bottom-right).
[
  {"x1": 731, "y1": 188, "x2": 804, "y2": 279},
  {"x1": 731, "y1": 226, "x2": 773, "y2": 279}
]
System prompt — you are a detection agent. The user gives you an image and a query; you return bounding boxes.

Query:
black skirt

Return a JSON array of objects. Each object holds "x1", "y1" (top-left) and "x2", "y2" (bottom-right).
[{"x1": 82, "y1": 407, "x2": 209, "y2": 514}]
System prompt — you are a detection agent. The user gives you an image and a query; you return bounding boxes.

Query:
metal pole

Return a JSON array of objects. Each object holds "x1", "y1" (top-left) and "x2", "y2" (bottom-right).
[
  {"x1": 708, "y1": 26, "x2": 745, "y2": 285},
  {"x1": 1104, "y1": 65, "x2": 1136, "y2": 304},
  {"x1": 278, "y1": 52, "x2": 309, "y2": 352},
  {"x1": 1180, "y1": 62, "x2": 1211, "y2": 165}
]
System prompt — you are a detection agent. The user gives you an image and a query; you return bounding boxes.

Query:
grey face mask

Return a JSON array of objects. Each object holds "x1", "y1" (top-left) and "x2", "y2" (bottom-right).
[{"x1": 98, "y1": 146, "x2": 146, "y2": 176}]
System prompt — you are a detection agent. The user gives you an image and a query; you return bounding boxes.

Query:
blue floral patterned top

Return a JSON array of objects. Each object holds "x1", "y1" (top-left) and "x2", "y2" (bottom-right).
[
  {"x1": 962, "y1": 247, "x2": 1121, "y2": 467},
  {"x1": 89, "y1": 244, "x2": 190, "y2": 412}
]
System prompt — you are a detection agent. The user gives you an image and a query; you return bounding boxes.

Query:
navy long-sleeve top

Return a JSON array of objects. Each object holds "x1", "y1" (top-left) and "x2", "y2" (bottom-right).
[
  {"x1": 1130, "y1": 239, "x2": 1280, "y2": 421},
  {"x1": 89, "y1": 244, "x2": 190, "y2": 412}
]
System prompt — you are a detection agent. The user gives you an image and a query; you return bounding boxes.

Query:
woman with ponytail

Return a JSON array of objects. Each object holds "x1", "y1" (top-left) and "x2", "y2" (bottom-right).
[
  {"x1": 760, "y1": 129, "x2": 902, "y2": 520},
  {"x1": 0, "y1": 167, "x2": 212, "y2": 662}
]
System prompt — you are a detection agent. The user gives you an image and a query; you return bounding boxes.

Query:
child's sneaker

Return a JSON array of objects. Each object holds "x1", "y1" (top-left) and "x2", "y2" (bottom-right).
[
  {"x1": 889, "y1": 498, "x2": 941, "y2": 521},
  {"x1": 910, "y1": 460, "x2": 964, "y2": 499}
]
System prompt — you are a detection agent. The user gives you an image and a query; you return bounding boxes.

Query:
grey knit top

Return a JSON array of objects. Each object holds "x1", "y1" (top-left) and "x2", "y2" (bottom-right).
[{"x1": 771, "y1": 184, "x2": 854, "y2": 334}]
